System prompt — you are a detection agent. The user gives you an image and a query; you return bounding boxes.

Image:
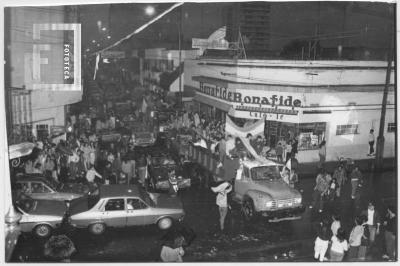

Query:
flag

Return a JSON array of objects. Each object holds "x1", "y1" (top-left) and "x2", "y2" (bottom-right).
[
  {"x1": 93, "y1": 53, "x2": 100, "y2": 80},
  {"x1": 141, "y1": 97, "x2": 148, "y2": 113},
  {"x1": 285, "y1": 158, "x2": 291, "y2": 171},
  {"x1": 225, "y1": 116, "x2": 265, "y2": 137}
]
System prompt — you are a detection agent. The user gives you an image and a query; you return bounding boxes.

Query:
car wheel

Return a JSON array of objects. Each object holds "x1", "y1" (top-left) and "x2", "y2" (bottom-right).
[
  {"x1": 89, "y1": 223, "x2": 106, "y2": 235},
  {"x1": 242, "y1": 198, "x2": 256, "y2": 222},
  {"x1": 157, "y1": 217, "x2": 173, "y2": 230},
  {"x1": 33, "y1": 224, "x2": 52, "y2": 238}
]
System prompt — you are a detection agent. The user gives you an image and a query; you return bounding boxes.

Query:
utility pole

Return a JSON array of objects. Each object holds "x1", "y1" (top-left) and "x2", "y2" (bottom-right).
[
  {"x1": 375, "y1": 25, "x2": 393, "y2": 171},
  {"x1": 178, "y1": 5, "x2": 183, "y2": 108}
]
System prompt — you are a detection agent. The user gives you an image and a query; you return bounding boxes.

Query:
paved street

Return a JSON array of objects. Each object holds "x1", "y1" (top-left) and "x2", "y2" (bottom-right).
[{"x1": 11, "y1": 167, "x2": 395, "y2": 262}]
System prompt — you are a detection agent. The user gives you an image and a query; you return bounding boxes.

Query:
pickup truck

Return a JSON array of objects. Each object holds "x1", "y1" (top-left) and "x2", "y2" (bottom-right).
[{"x1": 232, "y1": 159, "x2": 305, "y2": 222}]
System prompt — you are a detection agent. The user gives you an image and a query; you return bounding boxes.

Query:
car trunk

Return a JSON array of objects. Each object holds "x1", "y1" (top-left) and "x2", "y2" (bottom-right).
[{"x1": 152, "y1": 193, "x2": 183, "y2": 210}]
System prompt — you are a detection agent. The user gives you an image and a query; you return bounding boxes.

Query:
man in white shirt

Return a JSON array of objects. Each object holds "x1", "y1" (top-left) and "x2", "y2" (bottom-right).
[
  {"x1": 211, "y1": 176, "x2": 232, "y2": 233},
  {"x1": 361, "y1": 201, "x2": 381, "y2": 244},
  {"x1": 86, "y1": 166, "x2": 102, "y2": 183}
]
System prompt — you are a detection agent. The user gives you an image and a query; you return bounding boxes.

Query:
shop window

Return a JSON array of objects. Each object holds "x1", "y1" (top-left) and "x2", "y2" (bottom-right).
[
  {"x1": 36, "y1": 124, "x2": 49, "y2": 140},
  {"x1": 20, "y1": 124, "x2": 33, "y2": 140},
  {"x1": 336, "y1": 124, "x2": 359, "y2": 135},
  {"x1": 298, "y1": 123, "x2": 326, "y2": 150},
  {"x1": 387, "y1": 122, "x2": 396, "y2": 133}
]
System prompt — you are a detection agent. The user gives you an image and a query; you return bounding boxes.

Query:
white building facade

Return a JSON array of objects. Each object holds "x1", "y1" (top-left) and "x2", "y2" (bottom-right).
[
  {"x1": 6, "y1": 6, "x2": 82, "y2": 142},
  {"x1": 184, "y1": 58, "x2": 395, "y2": 163}
]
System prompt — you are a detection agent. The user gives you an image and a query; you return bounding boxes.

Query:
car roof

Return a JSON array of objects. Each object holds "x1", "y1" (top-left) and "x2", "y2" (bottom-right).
[
  {"x1": 99, "y1": 185, "x2": 142, "y2": 198},
  {"x1": 16, "y1": 174, "x2": 47, "y2": 181},
  {"x1": 242, "y1": 158, "x2": 281, "y2": 168}
]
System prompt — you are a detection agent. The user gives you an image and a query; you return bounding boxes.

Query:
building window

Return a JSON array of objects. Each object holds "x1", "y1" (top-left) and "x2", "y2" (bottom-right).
[
  {"x1": 36, "y1": 124, "x2": 49, "y2": 140},
  {"x1": 297, "y1": 123, "x2": 326, "y2": 150},
  {"x1": 388, "y1": 122, "x2": 396, "y2": 132},
  {"x1": 21, "y1": 124, "x2": 33, "y2": 140},
  {"x1": 336, "y1": 124, "x2": 359, "y2": 135}
]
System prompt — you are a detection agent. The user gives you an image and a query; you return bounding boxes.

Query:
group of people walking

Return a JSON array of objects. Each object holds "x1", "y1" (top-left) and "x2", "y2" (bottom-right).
[{"x1": 314, "y1": 201, "x2": 396, "y2": 262}]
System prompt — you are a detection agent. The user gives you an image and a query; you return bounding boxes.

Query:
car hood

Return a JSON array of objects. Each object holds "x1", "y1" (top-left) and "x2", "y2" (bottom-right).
[
  {"x1": 30, "y1": 192, "x2": 82, "y2": 201},
  {"x1": 253, "y1": 180, "x2": 301, "y2": 200},
  {"x1": 29, "y1": 200, "x2": 66, "y2": 217},
  {"x1": 151, "y1": 193, "x2": 183, "y2": 210}
]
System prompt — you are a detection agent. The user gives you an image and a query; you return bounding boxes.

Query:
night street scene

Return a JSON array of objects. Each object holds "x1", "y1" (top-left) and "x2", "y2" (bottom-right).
[{"x1": 2, "y1": 0, "x2": 397, "y2": 263}]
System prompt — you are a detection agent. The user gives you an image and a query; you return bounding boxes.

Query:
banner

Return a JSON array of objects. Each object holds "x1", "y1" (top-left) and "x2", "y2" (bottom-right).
[
  {"x1": 225, "y1": 115, "x2": 265, "y2": 137},
  {"x1": 101, "y1": 50, "x2": 126, "y2": 59}
]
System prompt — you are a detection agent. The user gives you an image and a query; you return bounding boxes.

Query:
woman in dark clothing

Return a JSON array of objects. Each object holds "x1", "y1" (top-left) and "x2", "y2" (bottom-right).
[{"x1": 313, "y1": 217, "x2": 332, "y2": 262}]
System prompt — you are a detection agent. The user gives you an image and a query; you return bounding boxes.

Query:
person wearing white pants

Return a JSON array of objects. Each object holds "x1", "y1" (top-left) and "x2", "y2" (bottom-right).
[
  {"x1": 314, "y1": 219, "x2": 331, "y2": 262},
  {"x1": 314, "y1": 236, "x2": 329, "y2": 262}
]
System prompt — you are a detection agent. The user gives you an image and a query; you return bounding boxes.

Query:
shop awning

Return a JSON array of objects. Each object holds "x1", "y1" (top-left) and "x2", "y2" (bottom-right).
[
  {"x1": 8, "y1": 142, "x2": 35, "y2": 160},
  {"x1": 193, "y1": 93, "x2": 232, "y2": 112}
]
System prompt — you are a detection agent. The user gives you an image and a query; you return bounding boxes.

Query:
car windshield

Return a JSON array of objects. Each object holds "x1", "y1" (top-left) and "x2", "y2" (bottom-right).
[
  {"x1": 135, "y1": 132, "x2": 151, "y2": 139},
  {"x1": 15, "y1": 195, "x2": 37, "y2": 213},
  {"x1": 251, "y1": 166, "x2": 282, "y2": 181},
  {"x1": 43, "y1": 178, "x2": 58, "y2": 191},
  {"x1": 138, "y1": 188, "x2": 155, "y2": 207}
]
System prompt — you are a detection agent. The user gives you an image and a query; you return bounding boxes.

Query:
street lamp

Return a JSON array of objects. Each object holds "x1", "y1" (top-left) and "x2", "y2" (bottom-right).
[{"x1": 145, "y1": 5, "x2": 155, "y2": 16}]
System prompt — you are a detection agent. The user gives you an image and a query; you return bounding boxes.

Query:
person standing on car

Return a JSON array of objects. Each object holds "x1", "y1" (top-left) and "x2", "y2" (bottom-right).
[{"x1": 211, "y1": 171, "x2": 232, "y2": 234}]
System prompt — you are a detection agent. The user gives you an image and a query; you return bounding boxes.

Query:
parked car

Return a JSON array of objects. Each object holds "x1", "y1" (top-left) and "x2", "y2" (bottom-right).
[
  {"x1": 148, "y1": 155, "x2": 191, "y2": 191},
  {"x1": 14, "y1": 193, "x2": 76, "y2": 238},
  {"x1": 15, "y1": 175, "x2": 85, "y2": 201},
  {"x1": 69, "y1": 184, "x2": 185, "y2": 235},
  {"x1": 132, "y1": 131, "x2": 156, "y2": 147}
]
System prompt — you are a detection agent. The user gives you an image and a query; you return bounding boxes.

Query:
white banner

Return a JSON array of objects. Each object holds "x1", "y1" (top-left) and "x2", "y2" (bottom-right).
[{"x1": 225, "y1": 115, "x2": 265, "y2": 137}]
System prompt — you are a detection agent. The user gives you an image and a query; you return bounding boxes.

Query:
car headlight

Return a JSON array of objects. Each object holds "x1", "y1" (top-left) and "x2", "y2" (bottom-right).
[
  {"x1": 294, "y1": 197, "x2": 302, "y2": 204},
  {"x1": 266, "y1": 201, "x2": 274, "y2": 208}
]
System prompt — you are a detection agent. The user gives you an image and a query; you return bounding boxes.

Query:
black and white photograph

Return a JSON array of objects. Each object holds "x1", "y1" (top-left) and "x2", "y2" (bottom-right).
[{"x1": 1, "y1": 0, "x2": 397, "y2": 263}]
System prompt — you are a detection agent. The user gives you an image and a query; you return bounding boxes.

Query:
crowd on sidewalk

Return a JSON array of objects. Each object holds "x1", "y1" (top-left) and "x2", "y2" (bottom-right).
[{"x1": 310, "y1": 159, "x2": 396, "y2": 262}]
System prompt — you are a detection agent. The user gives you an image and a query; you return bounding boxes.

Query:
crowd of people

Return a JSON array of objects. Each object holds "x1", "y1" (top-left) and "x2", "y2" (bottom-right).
[
  {"x1": 310, "y1": 158, "x2": 396, "y2": 262},
  {"x1": 313, "y1": 200, "x2": 396, "y2": 262}
]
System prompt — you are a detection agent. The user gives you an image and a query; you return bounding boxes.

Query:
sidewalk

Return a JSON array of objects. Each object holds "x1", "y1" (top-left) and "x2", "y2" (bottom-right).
[{"x1": 297, "y1": 157, "x2": 395, "y2": 177}]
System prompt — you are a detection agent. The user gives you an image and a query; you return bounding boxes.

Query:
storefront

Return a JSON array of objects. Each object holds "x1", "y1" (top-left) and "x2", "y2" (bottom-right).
[{"x1": 189, "y1": 75, "x2": 395, "y2": 163}]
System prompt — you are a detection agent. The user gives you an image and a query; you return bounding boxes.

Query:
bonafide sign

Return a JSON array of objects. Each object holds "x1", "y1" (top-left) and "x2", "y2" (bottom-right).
[{"x1": 199, "y1": 82, "x2": 302, "y2": 107}]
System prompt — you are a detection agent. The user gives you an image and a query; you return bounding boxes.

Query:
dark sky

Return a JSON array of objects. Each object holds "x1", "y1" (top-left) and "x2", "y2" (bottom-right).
[{"x1": 79, "y1": 2, "x2": 394, "y2": 54}]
